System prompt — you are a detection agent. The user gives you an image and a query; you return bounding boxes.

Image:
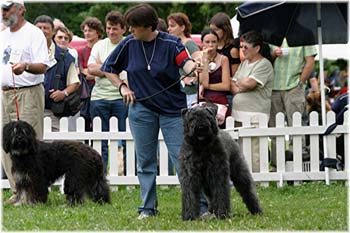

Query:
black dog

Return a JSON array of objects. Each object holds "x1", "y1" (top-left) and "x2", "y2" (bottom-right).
[
  {"x1": 179, "y1": 104, "x2": 262, "y2": 220},
  {"x1": 2, "y1": 120, "x2": 110, "y2": 206}
]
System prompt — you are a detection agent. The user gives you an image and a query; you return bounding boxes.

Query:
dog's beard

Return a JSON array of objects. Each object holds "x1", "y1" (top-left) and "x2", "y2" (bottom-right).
[
  {"x1": 186, "y1": 121, "x2": 218, "y2": 145},
  {"x1": 10, "y1": 148, "x2": 30, "y2": 157}
]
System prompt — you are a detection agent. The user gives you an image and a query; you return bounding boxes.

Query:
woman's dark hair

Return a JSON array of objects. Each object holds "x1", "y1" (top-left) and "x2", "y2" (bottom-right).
[
  {"x1": 34, "y1": 15, "x2": 54, "y2": 30},
  {"x1": 157, "y1": 18, "x2": 167, "y2": 32},
  {"x1": 240, "y1": 30, "x2": 263, "y2": 49},
  {"x1": 209, "y1": 12, "x2": 234, "y2": 45},
  {"x1": 201, "y1": 28, "x2": 219, "y2": 42},
  {"x1": 105, "y1": 10, "x2": 126, "y2": 29},
  {"x1": 240, "y1": 30, "x2": 272, "y2": 63},
  {"x1": 80, "y1": 17, "x2": 104, "y2": 39},
  {"x1": 124, "y1": 4, "x2": 158, "y2": 31},
  {"x1": 167, "y1": 12, "x2": 192, "y2": 38}
]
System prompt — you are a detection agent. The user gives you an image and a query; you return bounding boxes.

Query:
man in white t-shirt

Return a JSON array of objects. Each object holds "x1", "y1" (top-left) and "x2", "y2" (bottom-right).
[
  {"x1": 1, "y1": 0, "x2": 50, "y2": 205},
  {"x1": 88, "y1": 11, "x2": 128, "y2": 174}
]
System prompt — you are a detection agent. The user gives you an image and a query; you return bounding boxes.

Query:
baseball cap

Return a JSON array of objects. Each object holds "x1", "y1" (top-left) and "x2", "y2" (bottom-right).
[{"x1": 1, "y1": 0, "x2": 24, "y2": 10}]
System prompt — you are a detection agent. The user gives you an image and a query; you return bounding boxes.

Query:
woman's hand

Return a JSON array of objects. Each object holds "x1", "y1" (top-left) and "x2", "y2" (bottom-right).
[
  {"x1": 120, "y1": 84, "x2": 135, "y2": 105},
  {"x1": 183, "y1": 76, "x2": 196, "y2": 86},
  {"x1": 199, "y1": 85, "x2": 205, "y2": 99},
  {"x1": 272, "y1": 47, "x2": 283, "y2": 57},
  {"x1": 230, "y1": 80, "x2": 240, "y2": 95}
]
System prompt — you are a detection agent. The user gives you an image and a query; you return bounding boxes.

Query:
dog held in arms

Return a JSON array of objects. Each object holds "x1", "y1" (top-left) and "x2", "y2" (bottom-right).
[
  {"x1": 179, "y1": 103, "x2": 262, "y2": 220},
  {"x1": 2, "y1": 120, "x2": 110, "y2": 206}
]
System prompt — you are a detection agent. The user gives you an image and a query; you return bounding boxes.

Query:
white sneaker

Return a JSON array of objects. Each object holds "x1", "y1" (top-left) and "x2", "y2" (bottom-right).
[
  {"x1": 5, "y1": 194, "x2": 17, "y2": 205},
  {"x1": 137, "y1": 212, "x2": 151, "y2": 220}
]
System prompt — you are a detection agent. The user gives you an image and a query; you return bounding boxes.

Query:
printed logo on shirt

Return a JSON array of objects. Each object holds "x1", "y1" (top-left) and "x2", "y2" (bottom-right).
[{"x1": 2, "y1": 45, "x2": 11, "y2": 64}]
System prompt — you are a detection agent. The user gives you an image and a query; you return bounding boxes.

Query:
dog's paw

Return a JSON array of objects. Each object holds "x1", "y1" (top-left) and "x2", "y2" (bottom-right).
[
  {"x1": 214, "y1": 210, "x2": 229, "y2": 219},
  {"x1": 182, "y1": 212, "x2": 199, "y2": 221},
  {"x1": 250, "y1": 206, "x2": 263, "y2": 215}
]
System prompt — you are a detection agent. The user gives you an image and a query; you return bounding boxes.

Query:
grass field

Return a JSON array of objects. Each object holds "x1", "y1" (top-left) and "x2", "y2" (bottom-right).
[{"x1": 1, "y1": 181, "x2": 348, "y2": 231}]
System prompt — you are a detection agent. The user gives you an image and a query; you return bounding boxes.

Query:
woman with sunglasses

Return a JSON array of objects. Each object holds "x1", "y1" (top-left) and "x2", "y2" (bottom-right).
[
  {"x1": 54, "y1": 26, "x2": 79, "y2": 72},
  {"x1": 230, "y1": 30, "x2": 274, "y2": 173}
]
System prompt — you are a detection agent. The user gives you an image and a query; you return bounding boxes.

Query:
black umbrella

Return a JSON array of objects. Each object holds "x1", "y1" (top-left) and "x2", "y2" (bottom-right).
[
  {"x1": 236, "y1": 1, "x2": 348, "y2": 126},
  {"x1": 236, "y1": 2, "x2": 348, "y2": 47}
]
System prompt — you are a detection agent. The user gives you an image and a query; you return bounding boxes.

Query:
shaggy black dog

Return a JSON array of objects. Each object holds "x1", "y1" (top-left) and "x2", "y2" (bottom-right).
[
  {"x1": 2, "y1": 120, "x2": 110, "y2": 206},
  {"x1": 179, "y1": 104, "x2": 262, "y2": 220}
]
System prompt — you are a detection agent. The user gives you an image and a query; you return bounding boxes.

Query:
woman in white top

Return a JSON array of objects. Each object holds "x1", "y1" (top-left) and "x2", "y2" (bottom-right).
[{"x1": 230, "y1": 31, "x2": 274, "y2": 172}]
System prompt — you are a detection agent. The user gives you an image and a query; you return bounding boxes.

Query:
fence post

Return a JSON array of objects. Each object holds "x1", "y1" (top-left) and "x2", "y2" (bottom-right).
[
  {"x1": 276, "y1": 113, "x2": 286, "y2": 187},
  {"x1": 309, "y1": 112, "x2": 320, "y2": 172},
  {"x1": 242, "y1": 117, "x2": 252, "y2": 172},
  {"x1": 258, "y1": 114, "x2": 269, "y2": 187},
  {"x1": 59, "y1": 117, "x2": 69, "y2": 132},
  {"x1": 291, "y1": 112, "x2": 302, "y2": 185},
  {"x1": 109, "y1": 117, "x2": 120, "y2": 192},
  {"x1": 59, "y1": 117, "x2": 69, "y2": 194},
  {"x1": 92, "y1": 117, "x2": 102, "y2": 155},
  {"x1": 325, "y1": 111, "x2": 337, "y2": 184}
]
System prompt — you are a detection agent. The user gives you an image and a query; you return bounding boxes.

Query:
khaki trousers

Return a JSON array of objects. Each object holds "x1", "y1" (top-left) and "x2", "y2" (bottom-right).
[
  {"x1": 268, "y1": 85, "x2": 305, "y2": 167},
  {"x1": 235, "y1": 121, "x2": 260, "y2": 173}
]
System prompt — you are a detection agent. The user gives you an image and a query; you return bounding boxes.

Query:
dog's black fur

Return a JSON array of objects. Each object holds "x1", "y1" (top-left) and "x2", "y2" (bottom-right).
[
  {"x1": 179, "y1": 103, "x2": 263, "y2": 220},
  {"x1": 2, "y1": 120, "x2": 110, "y2": 206}
]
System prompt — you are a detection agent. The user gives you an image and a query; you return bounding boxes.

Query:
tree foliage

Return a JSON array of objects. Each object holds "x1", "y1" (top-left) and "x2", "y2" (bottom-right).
[{"x1": 25, "y1": 2, "x2": 241, "y2": 37}]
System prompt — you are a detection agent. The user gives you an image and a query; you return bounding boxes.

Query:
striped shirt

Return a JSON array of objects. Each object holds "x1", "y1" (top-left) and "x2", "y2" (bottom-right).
[{"x1": 270, "y1": 39, "x2": 317, "y2": 91}]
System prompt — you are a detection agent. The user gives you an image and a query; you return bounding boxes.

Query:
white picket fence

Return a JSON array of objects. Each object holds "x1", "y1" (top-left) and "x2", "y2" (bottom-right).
[{"x1": 1, "y1": 110, "x2": 349, "y2": 189}]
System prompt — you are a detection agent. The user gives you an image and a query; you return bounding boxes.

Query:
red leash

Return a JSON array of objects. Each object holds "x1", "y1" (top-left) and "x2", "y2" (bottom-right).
[{"x1": 11, "y1": 70, "x2": 20, "y2": 120}]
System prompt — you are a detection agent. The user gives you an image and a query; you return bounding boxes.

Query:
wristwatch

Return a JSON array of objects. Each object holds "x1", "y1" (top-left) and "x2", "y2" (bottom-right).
[
  {"x1": 298, "y1": 80, "x2": 306, "y2": 88},
  {"x1": 64, "y1": 90, "x2": 69, "y2": 97}
]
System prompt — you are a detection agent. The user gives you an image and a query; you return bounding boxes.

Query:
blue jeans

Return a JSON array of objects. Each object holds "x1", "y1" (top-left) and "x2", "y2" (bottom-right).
[
  {"x1": 130, "y1": 103, "x2": 209, "y2": 215},
  {"x1": 90, "y1": 99, "x2": 128, "y2": 173},
  {"x1": 129, "y1": 103, "x2": 186, "y2": 215}
]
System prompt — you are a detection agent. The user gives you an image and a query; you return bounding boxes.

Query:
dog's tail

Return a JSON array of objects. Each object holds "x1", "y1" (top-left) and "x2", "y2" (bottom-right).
[{"x1": 93, "y1": 176, "x2": 111, "y2": 204}]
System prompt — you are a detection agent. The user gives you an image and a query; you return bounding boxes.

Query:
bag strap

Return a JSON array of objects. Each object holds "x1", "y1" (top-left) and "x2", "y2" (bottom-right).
[{"x1": 54, "y1": 49, "x2": 67, "y2": 90}]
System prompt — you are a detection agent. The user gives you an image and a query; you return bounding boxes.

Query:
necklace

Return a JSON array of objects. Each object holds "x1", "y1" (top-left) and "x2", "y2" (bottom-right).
[
  {"x1": 208, "y1": 53, "x2": 217, "y2": 72},
  {"x1": 141, "y1": 37, "x2": 157, "y2": 71}
]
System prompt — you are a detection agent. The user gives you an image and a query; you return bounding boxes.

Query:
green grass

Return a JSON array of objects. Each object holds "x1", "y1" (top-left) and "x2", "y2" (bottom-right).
[{"x1": 2, "y1": 182, "x2": 348, "y2": 231}]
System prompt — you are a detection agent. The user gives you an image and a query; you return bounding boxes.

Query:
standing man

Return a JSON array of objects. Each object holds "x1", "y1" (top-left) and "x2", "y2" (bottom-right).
[
  {"x1": 34, "y1": 15, "x2": 80, "y2": 132},
  {"x1": 88, "y1": 11, "x2": 128, "y2": 174},
  {"x1": 1, "y1": 0, "x2": 50, "y2": 204},
  {"x1": 78, "y1": 17, "x2": 104, "y2": 135},
  {"x1": 268, "y1": 39, "x2": 317, "y2": 169}
]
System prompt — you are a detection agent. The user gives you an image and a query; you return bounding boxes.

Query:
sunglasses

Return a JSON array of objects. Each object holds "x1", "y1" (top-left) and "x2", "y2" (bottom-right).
[
  {"x1": 240, "y1": 45, "x2": 253, "y2": 50},
  {"x1": 56, "y1": 35, "x2": 69, "y2": 41}
]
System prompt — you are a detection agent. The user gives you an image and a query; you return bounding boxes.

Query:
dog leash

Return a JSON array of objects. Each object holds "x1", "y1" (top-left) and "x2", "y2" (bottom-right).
[
  {"x1": 11, "y1": 69, "x2": 20, "y2": 120},
  {"x1": 135, "y1": 66, "x2": 197, "y2": 102}
]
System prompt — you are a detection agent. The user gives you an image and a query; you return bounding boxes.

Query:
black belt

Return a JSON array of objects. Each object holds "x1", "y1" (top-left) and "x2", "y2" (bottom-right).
[{"x1": 2, "y1": 83, "x2": 41, "y2": 91}]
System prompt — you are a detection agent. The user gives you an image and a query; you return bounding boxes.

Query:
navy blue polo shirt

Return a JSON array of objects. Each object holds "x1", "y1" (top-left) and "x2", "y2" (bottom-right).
[{"x1": 101, "y1": 31, "x2": 191, "y2": 116}]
